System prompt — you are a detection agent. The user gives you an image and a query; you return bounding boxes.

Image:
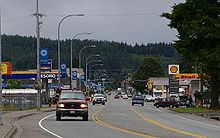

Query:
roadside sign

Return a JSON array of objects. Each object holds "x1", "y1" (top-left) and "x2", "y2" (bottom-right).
[
  {"x1": 72, "y1": 71, "x2": 77, "y2": 80},
  {"x1": 1, "y1": 62, "x2": 12, "y2": 75},
  {"x1": 40, "y1": 59, "x2": 52, "y2": 72},
  {"x1": 61, "y1": 64, "x2": 66, "y2": 73},
  {"x1": 168, "y1": 65, "x2": 179, "y2": 75},
  {"x1": 40, "y1": 48, "x2": 48, "y2": 63},
  {"x1": 175, "y1": 73, "x2": 199, "y2": 80},
  {"x1": 2, "y1": 64, "x2": 7, "y2": 74},
  {"x1": 169, "y1": 77, "x2": 179, "y2": 94},
  {"x1": 80, "y1": 75, "x2": 84, "y2": 81}
]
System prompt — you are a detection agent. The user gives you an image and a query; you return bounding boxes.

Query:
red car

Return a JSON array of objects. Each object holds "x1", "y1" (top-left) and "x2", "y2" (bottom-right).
[
  {"x1": 154, "y1": 97, "x2": 179, "y2": 108},
  {"x1": 56, "y1": 90, "x2": 89, "y2": 121}
]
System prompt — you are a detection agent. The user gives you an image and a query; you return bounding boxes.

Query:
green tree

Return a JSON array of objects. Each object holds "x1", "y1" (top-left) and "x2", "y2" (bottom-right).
[
  {"x1": 131, "y1": 57, "x2": 164, "y2": 92},
  {"x1": 162, "y1": 0, "x2": 220, "y2": 109},
  {"x1": 8, "y1": 80, "x2": 22, "y2": 89}
]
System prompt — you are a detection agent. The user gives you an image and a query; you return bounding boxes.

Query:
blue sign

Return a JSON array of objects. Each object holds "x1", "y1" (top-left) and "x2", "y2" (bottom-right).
[
  {"x1": 40, "y1": 48, "x2": 48, "y2": 63},
  {"x1": 80, "y1": 75, "x2": 85, "y2": 81},
  {"x1": 169, "y1": 75, "x2": 179, "y2": 94},
  {"x1": 61, "y1": 64, "x2": 66, "y2": 73},
  {"x1": 72, "y1": 71, "x2": 77, "y2": 80},
  {"x1": 40, "y1": 59, "x2": 52, "y2": 72}
]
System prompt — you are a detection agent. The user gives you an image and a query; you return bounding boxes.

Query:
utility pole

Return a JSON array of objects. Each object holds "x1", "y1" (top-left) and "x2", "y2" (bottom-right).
[
  {"x1": 32, "y1": 0, "x2": 45, "y2": 109},
  {"x1": 0, "y1": 7, "x2": 3, "y2": 125}
]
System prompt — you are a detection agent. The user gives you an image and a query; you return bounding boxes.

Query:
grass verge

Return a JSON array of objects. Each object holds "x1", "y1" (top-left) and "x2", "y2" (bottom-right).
[{"x1": 170, "y1": 107, "x2": 220, "y2": 113}]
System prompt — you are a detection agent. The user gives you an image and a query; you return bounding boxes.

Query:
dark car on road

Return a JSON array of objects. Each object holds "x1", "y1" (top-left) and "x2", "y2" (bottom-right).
[
  {"x1": 92, "y1": 94, "x2": 105, "y2": 105},
  {"x1": 56, "y1": 90, "x2": 89, "y2": 121},
  {"x1": 132, "y1": 95, "x2": 144, "y2": 106},
  {"x1": 154, "y1": 97, "x2": 179, "y2": 108},
  {"x1": 179, "y1": 96, "x2": 192, "y2": 107}
]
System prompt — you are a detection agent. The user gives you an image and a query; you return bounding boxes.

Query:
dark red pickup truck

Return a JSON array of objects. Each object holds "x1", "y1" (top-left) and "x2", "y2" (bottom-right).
[{"x1": 56, "y1": 90, "x2": 89, "y2": 121}]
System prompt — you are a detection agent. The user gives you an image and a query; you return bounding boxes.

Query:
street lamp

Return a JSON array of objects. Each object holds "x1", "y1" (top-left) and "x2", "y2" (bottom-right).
[
  {"x1": 85, "y1": 55, "x2": 100, "y2": 92},
  {"x1": 98, "y1": 74, "x2": 109, "y2": 91},
  {"x1": 35, "y1": 0, "x2": 44, "y2": 109},
  {"x1": 89, "y1": 64, "x2": 103, "y2": 84},
  {"x1": 70, "y1": 32, "x2": 91, "y2": 89},
  {"x1": 91, "y1": 69, "x2": 107, "y2": 81},
  {"x1": 79, "y1": 45, "x2": 96, "y2": 69},
  {"x1": 99, "y1": 74, "x2": 109, "y2": 79},
  {"x1": 98, "y1": 73, "x2": 109, "y2": 83},
  {"x1": 58, "y1": 14, "x2": 84, "y2": 84},
  {"x1": 86, "y1": 59, "x2": 102, "y2": 76},
  {"x1": 78, "y1": 45, "x2": 95, "y2": 90}
]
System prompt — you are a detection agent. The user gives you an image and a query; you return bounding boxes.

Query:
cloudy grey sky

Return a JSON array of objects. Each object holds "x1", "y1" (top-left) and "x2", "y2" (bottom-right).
[{"x1": 1, "y1": 0, "x2": 185, "y2": 45}]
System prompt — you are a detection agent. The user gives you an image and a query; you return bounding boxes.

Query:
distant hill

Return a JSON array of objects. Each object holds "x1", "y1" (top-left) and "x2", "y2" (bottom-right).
[{"x1": 1, "y1": 34, "x2": 180, "y2": 80}]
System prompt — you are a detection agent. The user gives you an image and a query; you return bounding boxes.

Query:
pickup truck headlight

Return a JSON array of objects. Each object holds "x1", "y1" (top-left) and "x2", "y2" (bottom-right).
[
  {"x1": 80, "y1": 103, "x2": 88, "y2": 108},
  {"x1": 57, "y1": 103, "x2": 65, "y2": 108}
]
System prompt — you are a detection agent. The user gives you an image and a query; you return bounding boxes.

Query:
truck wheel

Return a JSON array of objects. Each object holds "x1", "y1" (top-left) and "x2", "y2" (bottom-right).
[
  {"x1": 142, "y1": 103, "x2": 144, "y2": 106},
  {"x1": 132, "y1": 103, "x2": 134, "y2": 106},
  {"x1": 82, "y1": 115, "x2": 88, "y2": 121},
  {"x1": 56, "y1": 114, "x2": 61, "y2": 121}
]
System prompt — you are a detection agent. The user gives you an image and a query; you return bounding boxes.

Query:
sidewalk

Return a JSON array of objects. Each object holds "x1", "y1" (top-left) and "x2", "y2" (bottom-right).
[{"x1": 0, "y1": 105, "x2": 55, "y2": 138}]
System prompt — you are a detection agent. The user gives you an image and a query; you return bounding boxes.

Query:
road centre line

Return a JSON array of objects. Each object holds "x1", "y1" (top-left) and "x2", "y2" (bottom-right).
[
  {"x1": 130, "y1": 108, "x2": 207, "y2": 138},
  {"x1": 38, "y1": 114, "x2": 63, "y2": 138},
  {"x1": 93, "y1": 107, "x2": 156, "y2": 138}
]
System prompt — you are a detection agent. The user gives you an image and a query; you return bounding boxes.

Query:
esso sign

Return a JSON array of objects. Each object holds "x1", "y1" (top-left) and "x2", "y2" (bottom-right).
[{"x1": 41, "y1": 74, "x2": 56, "y2": 79}]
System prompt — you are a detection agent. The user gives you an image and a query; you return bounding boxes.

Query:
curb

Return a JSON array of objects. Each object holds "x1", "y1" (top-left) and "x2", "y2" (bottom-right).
[
  {"x1": 170, "y1": 109, "x2": 220, "y2": 121},
  {"x1": 3, "y1": 108, "x2": 55, "y2": 138}
]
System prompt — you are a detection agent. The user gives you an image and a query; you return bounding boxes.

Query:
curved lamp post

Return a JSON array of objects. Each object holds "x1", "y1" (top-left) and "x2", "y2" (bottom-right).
[
  {"x1": 87, "y1": 63, "x2": 103, "y2": 95},
  {"x1": 89, "y1": 64, "x2": 103, "y2": 85},
  {"x1": 92, "y1": 69, "x2": 107, "y2": 82},
  {"x1": 78, "y1": 45, "x2": 95, "y2": 90},
  {"x1": 85, "y1": 55, "x2": 101, "y2": 92},
  {"x1": 86, "y1": 55, "x2": 100, "y2": 83},
  {"x1": 70, "y1": 32, "x2": 91, "y2": 89},
  {"x1": 98, "y1": 74, "x2": 109, "y2": 90},
  {"x1": 57, "y1": 13, "x2": 84, "y2": 84},
  {"x1": 79, "y1": 45, "x2": 96, "y2": 69},
  {"x1": 98, "y1": 74, "x2": 109, "y2": 79}
]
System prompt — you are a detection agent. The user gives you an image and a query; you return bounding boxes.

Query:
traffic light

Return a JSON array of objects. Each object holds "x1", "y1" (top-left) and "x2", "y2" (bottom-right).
[{"x1": 124, "y1": 80, "x2": 126, "y2": 84}]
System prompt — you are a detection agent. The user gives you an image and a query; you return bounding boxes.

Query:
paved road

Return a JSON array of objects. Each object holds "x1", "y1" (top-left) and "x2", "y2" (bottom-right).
[{"x1": 18, "y1": 95, "x2": 220, "y2": 138}]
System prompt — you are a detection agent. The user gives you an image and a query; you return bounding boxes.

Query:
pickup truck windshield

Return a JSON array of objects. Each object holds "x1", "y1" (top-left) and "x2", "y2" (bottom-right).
[{"x1": 59, "y1": 92, "x2": 85, "y2": 100}]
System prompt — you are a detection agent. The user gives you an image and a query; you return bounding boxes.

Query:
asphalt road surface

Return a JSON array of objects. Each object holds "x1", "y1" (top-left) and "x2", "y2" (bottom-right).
[{"x1": 18, "y1": 94, "x2": 220, "y2": 138}]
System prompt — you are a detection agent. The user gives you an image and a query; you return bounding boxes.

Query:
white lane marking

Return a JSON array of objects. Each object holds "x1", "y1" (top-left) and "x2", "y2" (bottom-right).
[
  {"x1": 38, "y1": 114, "x2": 63, "y2": 138},
  {"x1": 155, "y1": 108, "x2": 220, "y2": 129}
]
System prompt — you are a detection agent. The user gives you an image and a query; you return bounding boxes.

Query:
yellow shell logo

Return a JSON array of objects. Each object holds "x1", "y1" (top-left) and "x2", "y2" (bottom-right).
[{"x1": 170, "y1": 66, "x2": 178, "y2": 73}]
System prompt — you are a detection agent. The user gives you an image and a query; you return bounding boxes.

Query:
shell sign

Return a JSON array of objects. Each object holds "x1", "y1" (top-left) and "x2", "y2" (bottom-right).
[
  {"x1": 168, "y1": 65, "x2": 179, "y2": 75},
  {"x1": 175, "y1": 73, "x2": 199, "y2": 79},
  {"x1": 1, "y1": 62, "x2": 12, "y2": 75}
]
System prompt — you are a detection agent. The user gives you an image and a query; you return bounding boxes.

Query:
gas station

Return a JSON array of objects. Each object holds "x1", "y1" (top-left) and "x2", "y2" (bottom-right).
[{"x1": 148, "y1": 65, "x2": 201, "y2": 103}]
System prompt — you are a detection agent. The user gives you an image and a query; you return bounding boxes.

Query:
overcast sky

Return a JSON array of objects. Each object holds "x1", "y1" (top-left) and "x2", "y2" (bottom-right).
[{"x1": 1, "y1": 0, "x2": 185, "y2": 45}]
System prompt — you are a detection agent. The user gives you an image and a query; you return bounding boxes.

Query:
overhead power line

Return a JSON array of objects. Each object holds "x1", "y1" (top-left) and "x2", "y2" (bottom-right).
[{"x1": 46, "y1": 12, "x2": 161, "y2": 17}]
